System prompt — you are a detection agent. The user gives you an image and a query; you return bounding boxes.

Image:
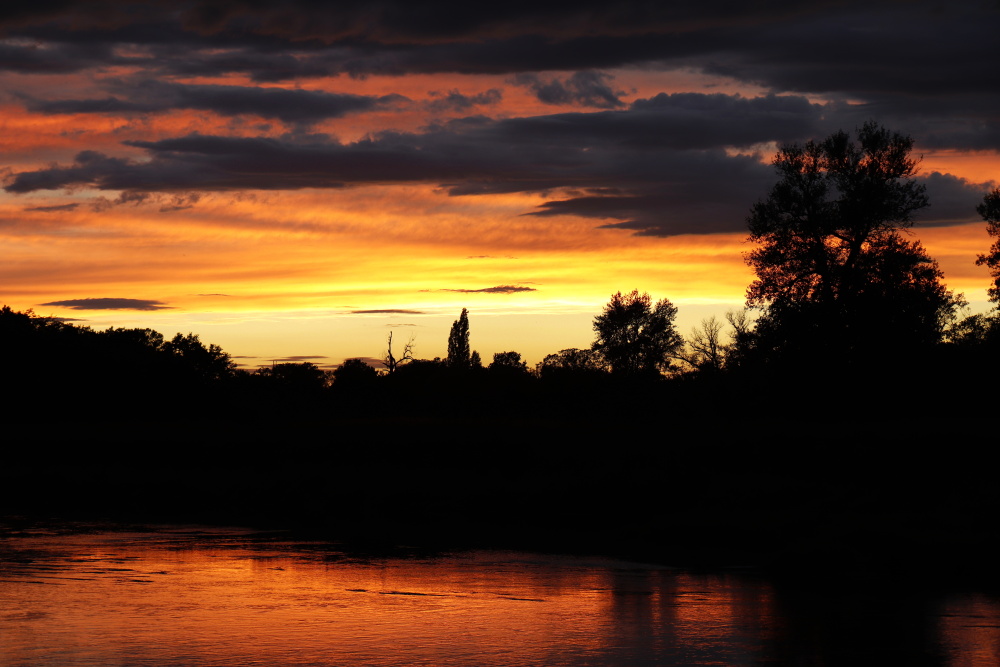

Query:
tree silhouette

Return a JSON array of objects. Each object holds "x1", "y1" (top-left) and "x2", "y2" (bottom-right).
[
  {"x1": 745, "y1": 121, "x2": 961, "y2": 358},
  {"x1": 446, "y1": 308, "x2": 471, "y2": 369},
  {"x1": 976, "y1": 187, "x2": 1000, "y2": 303},
  {"x1": 382, "y1": 331, "x2": 414, "y2": 374},
  {"x1": 488, "y1": 350, "x2": 529, "y2": 375},
  {"x1": 683, "y1": 315, "x2": 728, "y2": 373},
  {"x1": 592, "y1": 290, "x2": 682, "y2": 376},
  {"x1": 254, "y1": 361, "x2": 327, "y2": 390},
  {"x1": 163, "y1": 332, "x2": 236, "y2": 381}
]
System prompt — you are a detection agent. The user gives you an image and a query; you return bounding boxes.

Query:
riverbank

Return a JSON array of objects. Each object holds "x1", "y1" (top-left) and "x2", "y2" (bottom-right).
[{"x1": 4, "y1": 414, "x2": 996, "y2": 579}]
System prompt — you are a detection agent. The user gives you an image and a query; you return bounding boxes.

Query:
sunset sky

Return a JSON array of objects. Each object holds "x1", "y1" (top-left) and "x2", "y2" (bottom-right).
[{"x1": 2, "y1": 1, "x2": 998, "y2": 369}]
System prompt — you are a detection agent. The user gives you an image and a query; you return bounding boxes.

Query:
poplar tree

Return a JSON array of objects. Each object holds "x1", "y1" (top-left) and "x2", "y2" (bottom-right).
[{"x1": 446, "y1": 308, "x2": 471, "y2": 369}]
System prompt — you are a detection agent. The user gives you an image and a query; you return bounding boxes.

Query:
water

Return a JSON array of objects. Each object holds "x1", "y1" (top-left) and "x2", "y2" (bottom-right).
[{"x1": 1, "y1": 524, "x2": 998, "y2": 666}]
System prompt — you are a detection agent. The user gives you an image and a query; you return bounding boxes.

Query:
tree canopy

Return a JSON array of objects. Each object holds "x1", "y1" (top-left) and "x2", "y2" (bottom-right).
[
  {"x1": 744, "y1": 121, "x2": 961, "y2": 358},
  {"x1": 592, "y1": 290, "x2": 682, "y2": 376}
]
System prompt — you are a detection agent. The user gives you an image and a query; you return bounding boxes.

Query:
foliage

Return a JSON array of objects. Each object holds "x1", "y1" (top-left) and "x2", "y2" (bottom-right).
[
  {"x1": 592, "y1": 290, "x2": 682, "y2": 376},
  {"x1": 975, "y1": 187, "x2": 1000, "y2": 303},
  {"x1": 537, "y1": 348, "x2": 607, "y2": 378},
  {"x1": 745, "y1": 121, "x2": 961, "y2": 357},
  {"x1": 488, "y1": 351, "x2": 529, "y2": 375},
  {"x1": 446, "y1": 308, "x2": 471, "y2": 369},
  {"x1": 334, "y1": 358, "x2": 379, "y2": 384},
  {"x1": 164, "y1": 332, "x2": 237, "y2": 381},
  {"x1": 254, "y1": 362, "x2": 328, "y2": 391},
  {"x1": 945, "y1": 311, "x2": 1000, "y2": 347}
]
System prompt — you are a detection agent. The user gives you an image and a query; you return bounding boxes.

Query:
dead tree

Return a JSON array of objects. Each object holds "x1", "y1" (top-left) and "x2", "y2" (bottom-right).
[{"x1": 382, "y1": 331, "x2": 414, "y2": 374}]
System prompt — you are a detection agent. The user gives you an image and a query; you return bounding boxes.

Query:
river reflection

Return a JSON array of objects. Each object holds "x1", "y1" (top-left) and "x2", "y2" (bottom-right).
[{"x1": 0, "y1": 524, "x2": 998, "y2": 666}]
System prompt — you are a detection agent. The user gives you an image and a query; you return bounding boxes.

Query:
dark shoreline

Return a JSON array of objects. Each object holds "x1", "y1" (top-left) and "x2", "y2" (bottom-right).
[{"x1": 5, "y1": 415, "x2": 997, "y2": 584}]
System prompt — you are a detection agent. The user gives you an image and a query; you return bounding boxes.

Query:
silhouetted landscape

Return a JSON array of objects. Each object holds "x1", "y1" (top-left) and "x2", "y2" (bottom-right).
[{"x1": 6, "y1": 124, "x2": 1000, "y2": 578}]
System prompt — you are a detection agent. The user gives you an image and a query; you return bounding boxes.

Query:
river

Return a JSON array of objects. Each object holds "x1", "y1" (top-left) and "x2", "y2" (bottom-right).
[{"x1": 1, "y1": 523, "x2": 998, "y2": 665}]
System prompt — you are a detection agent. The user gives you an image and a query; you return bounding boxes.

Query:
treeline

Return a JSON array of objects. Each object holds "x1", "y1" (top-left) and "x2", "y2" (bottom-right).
[{"x1": 6, "y1": 122, "x2": 1000, "y2": 424}]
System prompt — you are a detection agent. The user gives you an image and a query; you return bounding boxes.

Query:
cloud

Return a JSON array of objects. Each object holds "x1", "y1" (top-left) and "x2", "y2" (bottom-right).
[
  {"x1": 24, "y1": 203, "x2": 79, "y2": 212},
  {"x1": 442, "y1": 285, "x2": 536, "y2": 294},
  {"x1": 350, "y1": 309, "x2": 427, "y2": 314},
  {"x1": 22, "y1": 81, "x2": 408, "y2": 126},
  {"x1": 511, "y1": 71, "x2": 626, "y2": 109},
  {"x1": 1, "y1": 93, "x2": 815, "y2": 235},
  {"x1": 273, "y1": 355, "x2": 328, "y2": 361},
  {"x1": 919, "y1": 172, "x2": 997, "y2": 226},
  {"x1": 425, "y1": 89, "x2": 502, "y2": 113},
  {"x1": 3, "y1": 70, "x2": 994, "y2": 238},
  {"x1": 38, "y1": 298, "x2": 171, "y2": 311}
]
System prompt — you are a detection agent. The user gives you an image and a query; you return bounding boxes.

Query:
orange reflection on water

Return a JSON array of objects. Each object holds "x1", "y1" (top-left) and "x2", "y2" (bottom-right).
[
  {"x1": 0, "y1": 531, "x2": 685, "y2": 666},
  {"x1": 5, "y1": 529, "x2": 1000, "y2": 666},
  {"x1": 937, "y1": 595, "x2": 1000, "y2": 667}
]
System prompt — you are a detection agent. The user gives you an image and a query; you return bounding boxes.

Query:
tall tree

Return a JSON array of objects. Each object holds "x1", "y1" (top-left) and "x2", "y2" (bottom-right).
[
  {"x1": 592, "y1": 290, "x2": 682, "y2": 376},
  {"x1": 745, "y1": 121, "x2": 961, "y2": 357},
  {"x1": 446, "y1": 308, "x2": 471, "y2": 369},
  {"x1": 975, "y1": 187, "x2": 1000, "y2": 303}
]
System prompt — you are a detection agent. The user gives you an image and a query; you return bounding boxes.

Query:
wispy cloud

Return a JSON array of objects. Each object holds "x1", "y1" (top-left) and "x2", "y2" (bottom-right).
[
  {"x1": 441, "y1": 285, "x2": 536, "y2": 294},
  {"x1": 351, "y1": 309, "x2": 427, "y2": 314},
  {"x1": 38, "y1": 298, "x2": 171, "y2": 311}
]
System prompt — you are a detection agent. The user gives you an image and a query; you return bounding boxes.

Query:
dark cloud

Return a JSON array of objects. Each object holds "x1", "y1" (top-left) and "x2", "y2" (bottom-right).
[
  {"x1": 425, "y1": 88, "x2": 502, "y2": 113},
  {"x1": 1, "y1": 93, "x2": 817, "y2": 236},
  {"x1": 919, "y1": 172, "x2": 997, "y2": 226},
  {"x1": 8, "y1": 87, "x2": 983, "y2": 236},
  {"x1": 351, "y1": 309, "x2": 427, "y2": 314},
  {"x1": 38, "y1": 298, "x2": 171, "y2": 311},
  {"x1": 23, "y1": 81, "x2": 407, "y2": 126},
  {"x1": 0, "y1": 1, "x2": 993, "y2": 164},
  {"x1": 273, "y1": 355, "x2": 328, "y2": 361},
  {"x1": 24, "y1": 203, "x2": 79, "y2": 212},
  {"x1": 1, "y1": 2, "x2": 989, "y2": 93},
  {"x1": 442, "y1": 285, "x2": 536, "y2": 294},
  {"x1": 511, "y1": 71, "x2": 626, "y2": 109}
]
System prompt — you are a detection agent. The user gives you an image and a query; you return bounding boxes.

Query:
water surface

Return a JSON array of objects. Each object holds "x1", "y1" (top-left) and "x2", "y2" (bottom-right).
[{"x1": 1, "y1": 524, "x2": 997, "y2": 665}]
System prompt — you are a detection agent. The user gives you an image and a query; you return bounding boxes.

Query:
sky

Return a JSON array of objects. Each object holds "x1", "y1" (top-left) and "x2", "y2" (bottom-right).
[{"x1": 2, "y1": 0, "x2": 998, "y2": 370}]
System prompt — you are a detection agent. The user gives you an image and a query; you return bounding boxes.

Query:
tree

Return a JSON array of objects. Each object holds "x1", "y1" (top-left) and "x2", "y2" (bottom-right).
[
  {"x1": 975, "y1": 187, "x2": 1000, "y2": 303},
  {"x1": 333, "y1": 358, "x2": 379, "y2": 389},
  {"x1": 537, "y1": 347, "x2": 608, "y2": 381},
  {"x1": 254, "y1": 362, "x2": 327, "y2": 391},
  {"x1": 446, "y1": 308, "x2": 471, "y2": 369},
  {"x1": 163, "y1": 332, "x2": 236, "y2": 381},
  {"x1": 382, "y1": 331, "x2": 414, "y2": 374},
  {"x1": 592, "y1": 290, "x2": 683, "y2": 376},
  {"x1": 745, "y1": 121, "x2": 961, "y2": 357},
  {"x1": 488, "y1": 350, "x2": 529, "y2": 375},
  {"x1": 683, "y1": 315, "x2": 728, "y2": 373}
]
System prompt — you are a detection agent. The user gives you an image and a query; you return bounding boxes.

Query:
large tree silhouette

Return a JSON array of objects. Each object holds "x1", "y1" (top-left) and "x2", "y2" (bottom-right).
[
  {"x1": 975, "y1": 187, "x2": 1000, "y2": 303},
  {"x1": 745, "y1": 121, "x2": 960, "y2": 359},
  {"x1": 592, "y1": 290, "x2": 682, "y2": 376}
]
